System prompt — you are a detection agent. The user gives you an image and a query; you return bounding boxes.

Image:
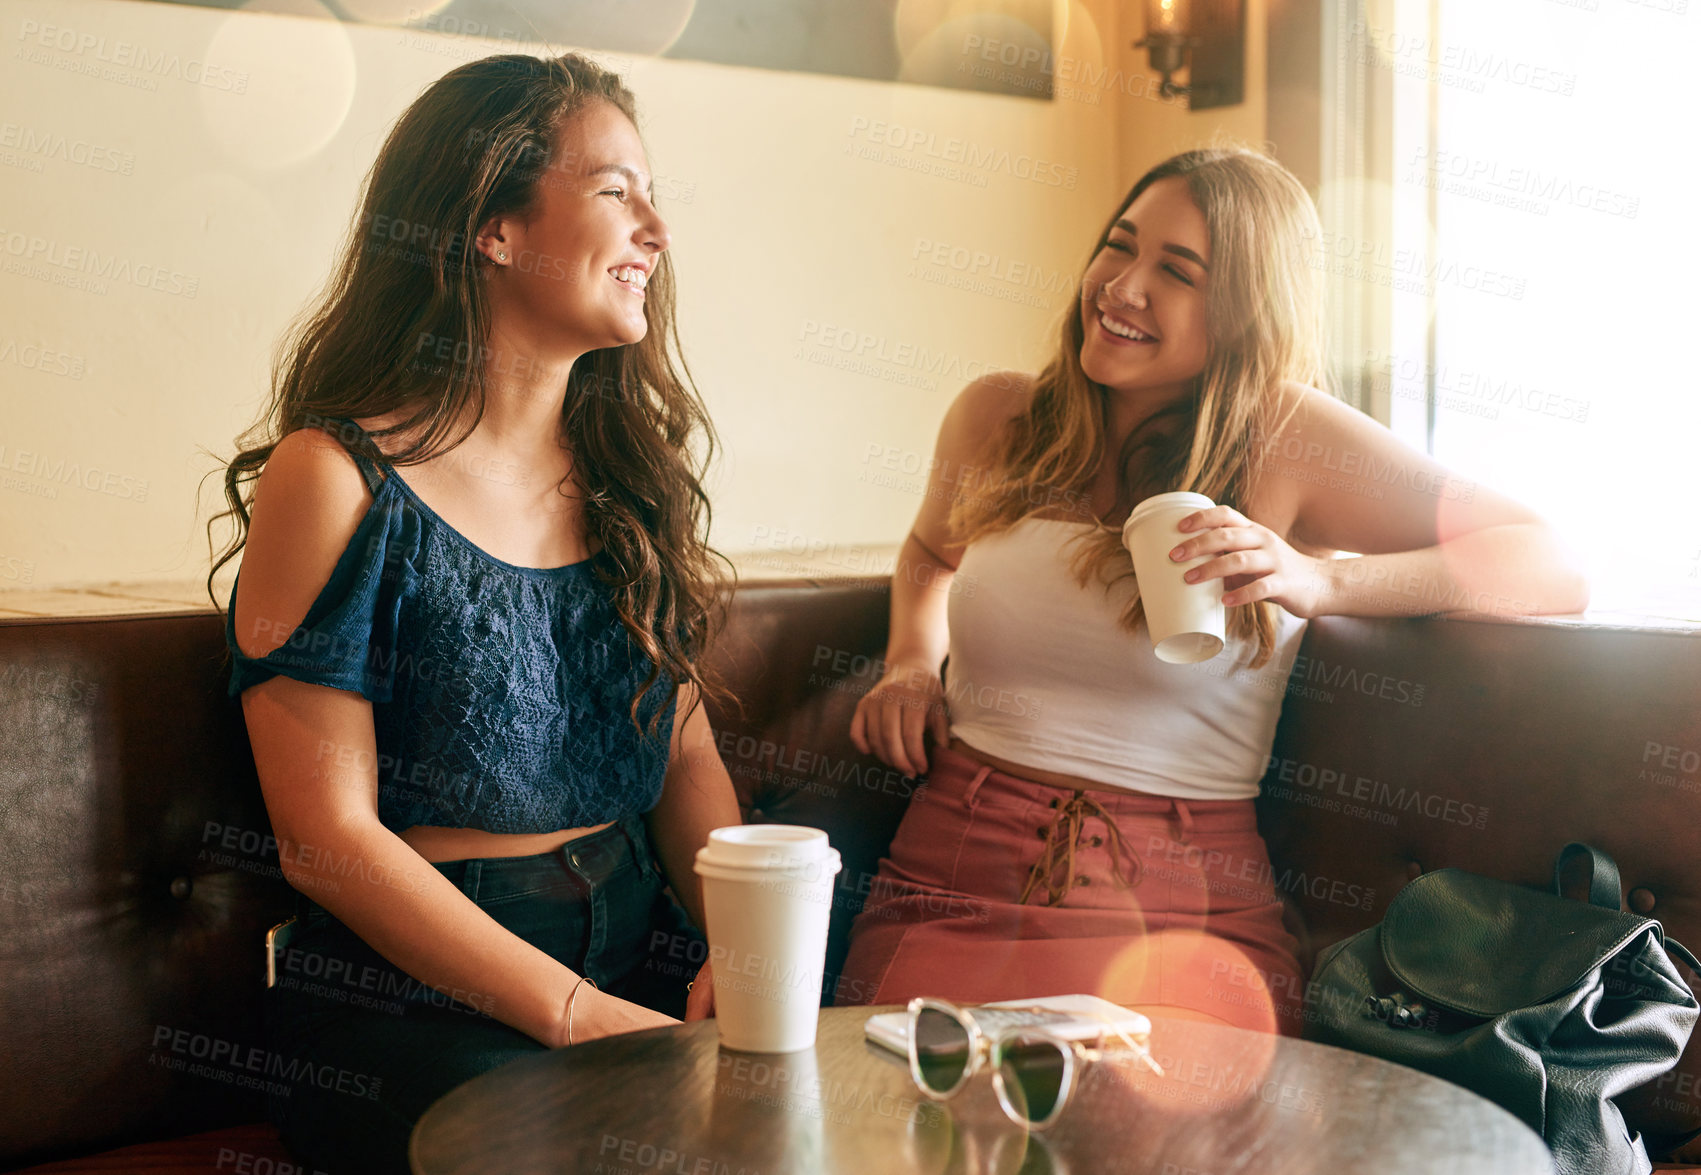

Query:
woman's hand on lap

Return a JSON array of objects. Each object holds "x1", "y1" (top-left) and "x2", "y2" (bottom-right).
[
  {"x1": 1171, "y1": 506, "x2": 1329, "y2": 619},
  {"x1": 849, "y1": 662, "x2": 951, "y2": 779}
]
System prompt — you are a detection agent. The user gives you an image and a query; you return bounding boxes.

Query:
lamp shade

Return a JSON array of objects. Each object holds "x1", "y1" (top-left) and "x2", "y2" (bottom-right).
[{"x1": 1148, "y1": 0, "x2": 1191, "y2": 35}]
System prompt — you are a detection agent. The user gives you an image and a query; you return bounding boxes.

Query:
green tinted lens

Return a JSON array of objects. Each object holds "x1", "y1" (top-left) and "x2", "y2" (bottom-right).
[
  {"x1": 913, "y1": 1006, "x2": 973, "y2": 1094},
  {"x1": 997, "y1": 1035, "x2": 1068, "y2": 1125}
]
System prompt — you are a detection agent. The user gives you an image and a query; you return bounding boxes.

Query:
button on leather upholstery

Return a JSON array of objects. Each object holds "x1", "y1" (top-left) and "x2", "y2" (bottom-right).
[
  {"x1": 1406, "y1": 861, "x2": 1423, "y2": 882},
  {"x1": 1630, "y1": 887, "x2": 1656, "y2": 914},
  {"x1": 169, "y1": 876, "x2": 193, "y2": 900}
]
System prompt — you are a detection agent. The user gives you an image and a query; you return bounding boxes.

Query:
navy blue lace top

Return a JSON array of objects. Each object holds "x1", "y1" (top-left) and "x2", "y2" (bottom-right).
[{"x1": 223, "y1": 418, "x2": 677, "y2": 834}]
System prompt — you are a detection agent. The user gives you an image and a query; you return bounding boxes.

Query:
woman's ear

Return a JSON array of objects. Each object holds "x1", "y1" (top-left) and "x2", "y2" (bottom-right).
[{"x1": 474, "y1": 215, "x2": 516, "y2": 265}]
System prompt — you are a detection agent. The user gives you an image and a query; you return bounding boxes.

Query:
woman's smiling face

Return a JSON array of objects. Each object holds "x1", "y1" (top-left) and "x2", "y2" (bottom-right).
[
  {"x1": 480, "y1": 99, "x2": 671, "y2": 352},
  {"x1": 1078, "y1": 176, "x2": 1212, "y2": 398}
]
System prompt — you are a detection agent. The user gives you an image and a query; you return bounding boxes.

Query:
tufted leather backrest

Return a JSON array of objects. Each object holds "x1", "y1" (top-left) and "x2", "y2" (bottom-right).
[
  {"x1": 0, "y1": 613, "x2": 293, "y2": 1167},
  {"x1": 691, "y1": 577, "x2": 912, "y2": 1008},
  {"x1": 3, "y1": 586, "x2": 1699, "y2": 1166},
  {"x1": 1250, "y1": 613, "x2": 1701, "y2": 1148}
]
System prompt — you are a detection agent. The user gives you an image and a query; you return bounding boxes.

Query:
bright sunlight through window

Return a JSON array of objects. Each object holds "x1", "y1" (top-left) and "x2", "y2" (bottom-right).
[{"x1": 1377, "y1": 0, "x2": 1700, "y2": 615}]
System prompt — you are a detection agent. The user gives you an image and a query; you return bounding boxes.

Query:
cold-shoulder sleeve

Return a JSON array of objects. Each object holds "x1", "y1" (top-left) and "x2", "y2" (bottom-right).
[{"x1": 224, "y1": 489, "x2": 422, "y2": 703}]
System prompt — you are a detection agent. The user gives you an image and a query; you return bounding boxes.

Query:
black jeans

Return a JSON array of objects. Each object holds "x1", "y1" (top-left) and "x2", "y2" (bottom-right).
[{"x1": 263, "y1": 812, "x2": 703, "y2": 1175}]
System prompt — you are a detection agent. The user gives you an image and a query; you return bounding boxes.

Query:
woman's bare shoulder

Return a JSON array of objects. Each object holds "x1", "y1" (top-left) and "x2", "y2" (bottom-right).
[
  {"x1": 1265, "y1": 380, "x2": 1370, "y2": 441},
  {"x1": 951, "y1": 370, "x2": 1035, "y2": 425},
  {"x1": 939, "y1": 370, "x2": 1036, "y2": 451},
  {"x1": 232, "y1": 428, "x2": 375, "y2": 659}
]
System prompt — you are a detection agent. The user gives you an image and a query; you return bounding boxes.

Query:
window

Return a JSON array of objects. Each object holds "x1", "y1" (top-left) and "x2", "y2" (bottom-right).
[{"x1": 1336, "y1": 1, "x2": 1699, "y2": 613}]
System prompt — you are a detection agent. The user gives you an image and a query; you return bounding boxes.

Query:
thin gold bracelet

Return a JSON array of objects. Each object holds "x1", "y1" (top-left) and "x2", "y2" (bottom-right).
[{"x1": 566, "y1": 975, "x2": 598, "y2": 1046}]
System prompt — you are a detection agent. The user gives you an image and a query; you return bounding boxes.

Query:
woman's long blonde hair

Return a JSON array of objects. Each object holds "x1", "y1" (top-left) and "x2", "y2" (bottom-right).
[{"x1": 948, "y1": 147, "x2": 1327, "y2": 669}]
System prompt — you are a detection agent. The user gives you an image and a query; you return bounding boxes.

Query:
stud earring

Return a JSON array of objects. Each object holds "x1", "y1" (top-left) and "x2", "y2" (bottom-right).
[{"x1": 496, "y1": 251, "x2": 507, "y2": 262}]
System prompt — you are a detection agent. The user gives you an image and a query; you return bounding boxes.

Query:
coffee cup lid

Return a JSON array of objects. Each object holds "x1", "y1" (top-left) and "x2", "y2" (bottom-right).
[
  {"x1": 694, "y1": 824, "x2": 838, "y2": 873},
  {"x1": 1124, "y1": 491, "x2": 1217, "y2": 540}
]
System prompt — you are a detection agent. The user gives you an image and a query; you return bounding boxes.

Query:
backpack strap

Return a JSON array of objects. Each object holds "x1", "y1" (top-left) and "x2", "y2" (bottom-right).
[
  {"x1": 1666, "y1": 936, "x2": 1701, "y2": 978},
  {"x1": 1554, "y1": 844, "x2": 1701, "y2": 986},
  {"x1": 1553, "y1": 842, "x2": 1622, "y2": 910}
]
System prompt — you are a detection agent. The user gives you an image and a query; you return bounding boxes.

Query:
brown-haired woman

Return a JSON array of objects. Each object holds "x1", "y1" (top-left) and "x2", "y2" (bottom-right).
[
  {"x1": 210, "y1": 53, "x2": 738, "y2": 1173},
  {"x1": 838, "y1": 146, "x2": 1588, "y2": 1036}
]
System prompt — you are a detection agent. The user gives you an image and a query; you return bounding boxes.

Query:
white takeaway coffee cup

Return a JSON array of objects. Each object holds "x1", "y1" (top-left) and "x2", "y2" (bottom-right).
[
  {"x1": 694, "y1": 824, "x2": 842, "y2": 1053},
  {"x1": 1122, "y1": 491, "x2": 1226, "y2": 664}
]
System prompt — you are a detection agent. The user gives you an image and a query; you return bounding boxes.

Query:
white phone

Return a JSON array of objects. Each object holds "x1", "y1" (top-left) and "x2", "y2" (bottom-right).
[{"x1": 864, "y1": 994, "x2": 1152, "y2": 1057}]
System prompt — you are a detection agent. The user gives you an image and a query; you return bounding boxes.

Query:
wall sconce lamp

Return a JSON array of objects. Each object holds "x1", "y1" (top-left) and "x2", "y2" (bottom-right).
[{"x1": 1134, "y1": 0, "x2": 1246, "y2": 110}]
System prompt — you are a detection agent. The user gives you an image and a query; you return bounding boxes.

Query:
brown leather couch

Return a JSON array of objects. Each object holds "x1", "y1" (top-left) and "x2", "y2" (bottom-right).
[{"x1": 3, "y1": 579, "x2": 1700, "y2": 1172}]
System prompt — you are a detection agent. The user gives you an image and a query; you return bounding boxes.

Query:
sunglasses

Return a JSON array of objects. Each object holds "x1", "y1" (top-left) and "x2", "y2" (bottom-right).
[{"x1": 904, "y1": 997, "x2": 1163, "y2": 1132}]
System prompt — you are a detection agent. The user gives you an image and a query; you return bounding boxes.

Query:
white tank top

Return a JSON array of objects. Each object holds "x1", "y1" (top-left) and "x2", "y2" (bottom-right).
[{"x1": 944, "y1": 516, "x2": 1309, "y2": 800}]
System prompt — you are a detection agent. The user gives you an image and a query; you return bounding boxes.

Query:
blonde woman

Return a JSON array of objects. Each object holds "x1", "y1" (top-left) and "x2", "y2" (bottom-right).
[{"x1": 838, "y1": 147, "x2": 1586, "y2": 1035}]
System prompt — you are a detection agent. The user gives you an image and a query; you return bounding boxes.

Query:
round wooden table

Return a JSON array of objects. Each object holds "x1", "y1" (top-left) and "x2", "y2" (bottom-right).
[{"x1": 410, "y1": 1007, "x2": 1555, "y2": 1175}]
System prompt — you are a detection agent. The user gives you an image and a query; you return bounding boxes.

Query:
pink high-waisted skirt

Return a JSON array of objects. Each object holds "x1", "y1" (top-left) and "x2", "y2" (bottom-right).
[{"x1": 834, "y1": 746, "x2": 1306, "y2": 1036}]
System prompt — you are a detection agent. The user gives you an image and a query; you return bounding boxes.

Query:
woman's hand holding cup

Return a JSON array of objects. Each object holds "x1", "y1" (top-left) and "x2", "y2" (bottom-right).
[
  {"x1": 1170, "y1": 504, "x2": 1329, "y2": 619},
  {"x1": 849, "y1": 661, "x2": 951, "y2": 779},
  {"x1": 683, "y1": 960, "x2": 715, "y2": 1021}
]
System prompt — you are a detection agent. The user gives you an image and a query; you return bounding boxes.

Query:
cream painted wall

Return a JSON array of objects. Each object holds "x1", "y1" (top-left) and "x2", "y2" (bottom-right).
[{"x1": 0, "y1": 0, "x2": 1260, "y2": 598}]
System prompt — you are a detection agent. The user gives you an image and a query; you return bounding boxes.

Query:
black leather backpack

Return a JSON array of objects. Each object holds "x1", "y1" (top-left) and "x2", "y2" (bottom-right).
[{"x1": 1304, "y1": 843, "x2": 1701, "y2": 1175}]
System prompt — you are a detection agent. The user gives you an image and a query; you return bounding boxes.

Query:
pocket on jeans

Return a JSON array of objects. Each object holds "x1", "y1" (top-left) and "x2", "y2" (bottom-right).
[
  {"x1": 882, "y1": 797, "x2": 974, "y2": 893},
  {"x1": 265, "y1": 972, "x2": 349, "y2": 1045}
]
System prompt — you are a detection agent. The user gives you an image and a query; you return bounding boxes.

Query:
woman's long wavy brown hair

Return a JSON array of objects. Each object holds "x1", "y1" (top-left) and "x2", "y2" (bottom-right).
[
  {"x1": 206, "y1": 52, "x2": 731, "y2": 733},
  {"x1": 948, "y1": 146, "x2": 1327, "y2": 669}
]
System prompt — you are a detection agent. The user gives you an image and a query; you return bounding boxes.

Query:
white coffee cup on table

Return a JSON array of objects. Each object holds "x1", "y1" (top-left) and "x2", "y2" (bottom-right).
[
  {"x1": 694, "y1": 824, "x2": 842, "y2": 1053},
  {"x1": 1122, "y1": 490, "x2": 1226, "y2": 664}
]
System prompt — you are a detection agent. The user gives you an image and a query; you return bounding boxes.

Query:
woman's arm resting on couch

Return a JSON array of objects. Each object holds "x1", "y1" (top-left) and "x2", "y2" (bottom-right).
[{"x1": 1173, "y1": 384, "x2": 1591, "y2": 619}]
